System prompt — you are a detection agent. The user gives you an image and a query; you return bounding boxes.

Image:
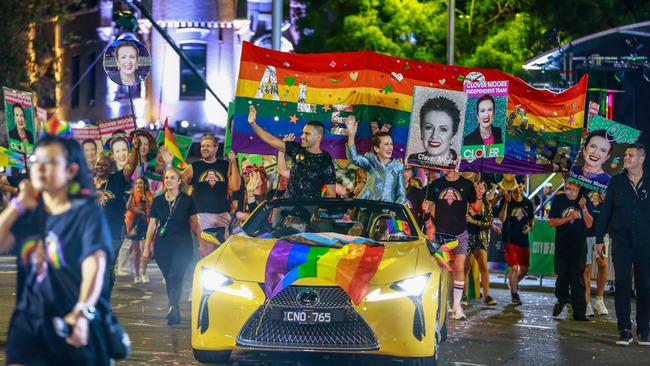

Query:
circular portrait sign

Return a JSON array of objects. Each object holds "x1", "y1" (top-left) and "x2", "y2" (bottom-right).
[{"x1": 103, "y1": 38, "x2": 151, "y2": 86}]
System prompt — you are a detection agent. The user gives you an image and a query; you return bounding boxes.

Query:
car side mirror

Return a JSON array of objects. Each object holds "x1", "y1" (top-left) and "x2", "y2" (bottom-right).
[{"x1": 201, "y1": 227, "x2": 226, "y2": 246}]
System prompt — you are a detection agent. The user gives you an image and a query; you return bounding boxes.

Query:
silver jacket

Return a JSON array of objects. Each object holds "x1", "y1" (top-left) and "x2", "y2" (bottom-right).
[{"x1": 347, "y1": 144, "x2": 408, "y2": 205}]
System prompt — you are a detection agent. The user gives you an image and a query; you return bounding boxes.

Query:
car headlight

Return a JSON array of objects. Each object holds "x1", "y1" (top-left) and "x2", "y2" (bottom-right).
[
  {"x1": 201, "y1": 267, "x2": 233, "y2": 292},
  {"x1": 391, "y1": 273, "x2": 430, "y2": 297}
]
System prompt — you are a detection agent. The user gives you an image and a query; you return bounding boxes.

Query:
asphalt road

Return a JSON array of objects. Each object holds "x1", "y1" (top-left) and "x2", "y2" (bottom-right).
[{"x1": 0, "y1": 256, "x2": 646, "y2": 365}]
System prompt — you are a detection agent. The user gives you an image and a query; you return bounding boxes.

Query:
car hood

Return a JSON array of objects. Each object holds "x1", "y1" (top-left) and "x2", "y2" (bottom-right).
[{"x1": 208, "y1": 233, "x2": 425, "y2": 285}]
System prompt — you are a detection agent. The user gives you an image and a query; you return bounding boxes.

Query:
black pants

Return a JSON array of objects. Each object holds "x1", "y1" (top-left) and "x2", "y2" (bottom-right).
[
  {"x1": 108, "y1": 239, "x2": 123, "y2": 298},
  {"x1": 555, "y1": 248, "x2": 587, "y2": 318},
  {"x1": 155, "y1": 242, "x2": 193, "y2": 308},
  {"x1": 6, "y1": 311, "x2": 111, "y2": 366},
  {"x1": 612, "y1": 239, "x2": 650, "y2": 336}
]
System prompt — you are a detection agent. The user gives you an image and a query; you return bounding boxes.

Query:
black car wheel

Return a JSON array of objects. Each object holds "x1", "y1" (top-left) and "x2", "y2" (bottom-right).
[{"x1": 193, "y1": 349, "x2": 232, "y2": 364}]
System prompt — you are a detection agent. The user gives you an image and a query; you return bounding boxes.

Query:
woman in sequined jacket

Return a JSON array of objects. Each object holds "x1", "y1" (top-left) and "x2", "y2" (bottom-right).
[
  {"x1": 465, "y1": 175, "x2": 497, "y2": 306},
  {"x1": 344, "y1": 116, "x2": 407, "y2": 205}
]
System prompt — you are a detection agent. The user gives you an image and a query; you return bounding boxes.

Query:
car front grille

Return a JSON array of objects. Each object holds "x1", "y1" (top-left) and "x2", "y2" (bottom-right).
[{"x1": 237, "y1": 286, "x2": 379, "y2": 351}]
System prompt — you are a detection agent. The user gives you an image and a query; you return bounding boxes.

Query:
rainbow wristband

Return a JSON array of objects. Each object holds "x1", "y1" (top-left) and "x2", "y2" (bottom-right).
[{"x1": 10, "y1": 197, "x2": 25, "y2": 215}]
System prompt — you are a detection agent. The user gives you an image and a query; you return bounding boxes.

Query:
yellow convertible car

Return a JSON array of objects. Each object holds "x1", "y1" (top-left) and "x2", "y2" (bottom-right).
[{"x1": 192, "y1": 198, "x2": 450, "y2": 365}]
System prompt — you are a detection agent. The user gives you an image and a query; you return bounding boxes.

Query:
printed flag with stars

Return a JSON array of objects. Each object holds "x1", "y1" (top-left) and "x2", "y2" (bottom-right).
[{"x1": 232, "y1": 42, "x2": 587, "y2": 174}]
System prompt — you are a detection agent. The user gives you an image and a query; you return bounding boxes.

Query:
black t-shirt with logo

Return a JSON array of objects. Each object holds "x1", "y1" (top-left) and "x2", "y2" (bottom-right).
[
  {"x1": 425, "y1": 175, "x2": 477, "y2": 236},
  {"x1": 150, "y1": 192, "x2": 197, "y2": 247},
  {"x1": 497, "y1": 196, "x2": 534, "y2": 247},
  {"x1": 284, "y1": 141, "x2": 336, "y2": 198},
  {"x1": 10, "y1": 198, "x2": 113, "y2": 329},
  {"x1": 99, "y1": 170, "x2": 130, "y2": 240},
  {"x1": 191, "y1": 159, "x2": 230, "y2": 214},
  {"x1": 549, "y1": 193, "x2": 587, "y2": 249}
]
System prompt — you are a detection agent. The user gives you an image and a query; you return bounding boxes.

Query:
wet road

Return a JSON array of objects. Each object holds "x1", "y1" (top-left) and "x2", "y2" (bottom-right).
[{"x1": 0, "y1": 256, "x2": 646, "y2": 365}]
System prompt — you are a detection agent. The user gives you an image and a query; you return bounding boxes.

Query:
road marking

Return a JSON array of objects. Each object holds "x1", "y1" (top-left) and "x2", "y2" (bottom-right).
[
  {"x1": 515, "y1": 324, "x2": 554, "y2": 330},
  {"x1": 451, "y1": 363, "x2": 489, "y2": 366},
  {"x1": 0, "y1": 271, "x2": 17, "y2": 274},
  {"x1": 130, "y1": 299, "x2": 143, "y2": 304},
  {"x1": 127, "y1": 322, "x2": 163, "y2": 328}
]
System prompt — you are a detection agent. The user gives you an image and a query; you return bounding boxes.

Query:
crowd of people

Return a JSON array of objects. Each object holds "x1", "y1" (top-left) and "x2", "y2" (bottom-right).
[{"x1": 0, "y1": 103, "x2": 647, "y2": 364}]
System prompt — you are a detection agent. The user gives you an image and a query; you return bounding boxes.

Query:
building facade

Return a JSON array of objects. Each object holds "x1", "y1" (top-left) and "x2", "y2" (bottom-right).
[{"x1": 56, "y1": 0, "x2": 298, "y2": 138}]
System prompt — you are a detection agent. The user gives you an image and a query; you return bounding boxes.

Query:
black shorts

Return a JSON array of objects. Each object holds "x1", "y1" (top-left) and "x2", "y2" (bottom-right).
[
  {"x1": 468, "y1": 233, "x2": 488, "y2": 251},
  {"x1": 6, "y1": 311, "x2": 111, "y2": 366}
]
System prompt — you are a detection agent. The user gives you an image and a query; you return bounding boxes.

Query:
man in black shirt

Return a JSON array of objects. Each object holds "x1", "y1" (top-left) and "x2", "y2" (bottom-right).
[
  {"x1": 496, "y1": 175, "x2": 534, "y2": 305},
  {"x1": 163, "y1": 135, "x2": 241, "y2": 257},
  {"x1": 548, "y1": 180, "x2": 593, "y2": 321},
  {"x1": 595, "y1": 144, "x2": 649, "y2": 346},
  {"x1": 248, "y1": 105, "x2": 336, "y2": 198},
  {"x1": 424, "y1": 169, "x2": 482, "y2": 320}
]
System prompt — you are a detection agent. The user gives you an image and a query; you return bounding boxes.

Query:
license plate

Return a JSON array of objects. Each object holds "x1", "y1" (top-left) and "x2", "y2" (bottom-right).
[{"x1": 271, "y1": 308, "x2": 345, "y2": 324}]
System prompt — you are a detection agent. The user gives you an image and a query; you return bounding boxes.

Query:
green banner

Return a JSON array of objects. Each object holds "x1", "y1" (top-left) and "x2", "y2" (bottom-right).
[
  {"x1": 528, "y1": 219, "x2": 556, "y2": 276},
  {"x1": 225, "y1": 101, "x2": 235, "y2": 154}
]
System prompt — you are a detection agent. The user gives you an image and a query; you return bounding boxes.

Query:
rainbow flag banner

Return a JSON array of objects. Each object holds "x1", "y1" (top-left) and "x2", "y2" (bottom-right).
[
  {"x1": 163, "y1": 118, "x2": 189, "y2": 170},
  {"x1": 233, "y1": 42, "x2": 588, "y2": 174},
  {"x1": 264, "y1": 234, "x2": 385, "y2": 305}
]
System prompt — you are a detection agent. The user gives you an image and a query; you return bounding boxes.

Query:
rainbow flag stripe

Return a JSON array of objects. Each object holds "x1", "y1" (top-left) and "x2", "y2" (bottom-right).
[
  {"x1": 164, "y1": 118, "x2": 188, "y2": 170},
  {"x1": 265, "y1": 237, "x2": 385, "y2": 305},
  {"x1": 45, "y1": 233, "x2": 65, "y2": 269},
  {"x1": 386, "y1": 219, "x2": 412, "y2": 236},
  {"x1": 20, "y1": 239, "x2": 37, "y2": 266},
  {"x1": 233, "y1": 42, "x2": 588, "y2": 174}
]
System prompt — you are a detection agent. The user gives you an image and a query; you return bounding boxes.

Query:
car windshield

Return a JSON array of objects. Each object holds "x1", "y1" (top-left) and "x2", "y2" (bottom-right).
[{"x1": 238, "y1": 198, "x2": 419, "y2": 242}]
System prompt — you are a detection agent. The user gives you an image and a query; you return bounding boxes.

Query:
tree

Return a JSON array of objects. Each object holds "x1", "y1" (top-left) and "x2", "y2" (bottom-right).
[
  {"x1": 295, "y1": 0, "x2": 650, "y2": 76},
  {"x1": 0, "y1": 0, "x2": 82, "y2": 107}
]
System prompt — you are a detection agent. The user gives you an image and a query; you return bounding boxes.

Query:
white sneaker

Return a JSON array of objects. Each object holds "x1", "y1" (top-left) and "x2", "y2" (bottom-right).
[
  {"x1": 451, "y1": 308, "x2": 467, "y2": 321},
  {"x1": 593, "y1": 297, "x2": 609, "y2": 316},
  {"x1": 140, "y1": 274, "x2": 150, "y2": 283},
  {"x1": 133, "y1": 275, "x2": 141, "y2": 284},
  {"x1": 586, "y1": 303, "x2": 595, "y2": 317}
]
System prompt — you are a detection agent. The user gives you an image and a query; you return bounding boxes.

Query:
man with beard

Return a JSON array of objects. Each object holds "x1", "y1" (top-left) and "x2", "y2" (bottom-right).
[
  {"x1": 596, "y1": 144, "x2": 649, "y2": 346},
  {"x1": 247, "y1": 105, "x2": 336, "y2": 199},
  {"x1": 163, "y1": 135, "x2": 240, "y2": 257}
]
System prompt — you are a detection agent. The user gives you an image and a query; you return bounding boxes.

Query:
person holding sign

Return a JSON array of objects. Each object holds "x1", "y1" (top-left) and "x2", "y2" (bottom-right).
[
  {"x1": 344, "y1": 115, "x2": 407, "y2": 204},
  {"x1": 548, "y1": 179, "x2": 593, "y2": 321},
  {"x1": 424, "y1": 169, "x2": 483, "y2": 320},
  {"x1": 8, "y1": 104, "x2": 34, "y2": 146},
  {"x1": 463, "y1": 94, "x2": 502, "y2": 146},
  {"x1": 595, "y1": 143, "x2": 649, "y2": 346}
]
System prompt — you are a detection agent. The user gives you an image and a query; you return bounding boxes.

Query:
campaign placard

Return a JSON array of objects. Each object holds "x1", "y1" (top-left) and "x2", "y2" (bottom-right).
[
  {"x1": 3, "y1": 87, "x2": 35, "y2": 154},
  {"x1": 461, "y1": 80, "x2": 508, "y2": 161}
]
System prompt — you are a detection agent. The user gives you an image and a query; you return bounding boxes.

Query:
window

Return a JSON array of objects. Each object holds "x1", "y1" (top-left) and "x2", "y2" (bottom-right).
[
  {"x1": 71, "y1": 55, "x2": 80, "y2": 108},
  {"x1": 179, "y1": 43, "x2": 207, "y2": 100},
  {"x1": 87, "y1": 52, "x2": 96, "y2": 106}
]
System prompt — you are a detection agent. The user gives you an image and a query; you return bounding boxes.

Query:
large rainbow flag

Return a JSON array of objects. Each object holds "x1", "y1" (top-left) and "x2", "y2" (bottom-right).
[
  {"x1": 264, "y1": 234, "x2": 385, "y2": 305},
  {"x1": 233, "y1": 42, "x2": 588, "y2": 174}
]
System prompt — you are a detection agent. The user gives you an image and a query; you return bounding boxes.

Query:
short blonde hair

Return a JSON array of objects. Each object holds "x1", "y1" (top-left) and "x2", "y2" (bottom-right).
[{"x1": 163, "y1": 168, "x2": 189, "y2": 194}]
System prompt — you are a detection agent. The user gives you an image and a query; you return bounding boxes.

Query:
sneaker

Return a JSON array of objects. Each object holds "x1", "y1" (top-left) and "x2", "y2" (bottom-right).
[
  {"x1": 483, "y1": 295, "x2": 497, "y2": 306},
  {"x1": 511, "y1": 292, "x2": 522, "y2": 305},
  {"x1": 616, "y1": 330, "x2": 634, "y2": 346},
  {"x1": 586, "y1": 303, "x2": 595, "y2": 317},
  {"x1": 451, "y1": 308, "x2": 467, "y2": 321},
  {"x1": 553, "y1": 301, "x2": 565, "y2": 317},
  {"x1": 593, "y1": 297, "x2": 608, "y2": 316},
  {"x1": 133, "y1": 275, "x2": 141, "y2": 284},
  {"x1": 140, "y1": 274, "x2": 150, "y2": 283},
  {"x1": 460, "y1": 295, "x2": 469, "y2": 307},
  {"x1": 637, "y1": 334, "x2": 650, "y2": 346}
]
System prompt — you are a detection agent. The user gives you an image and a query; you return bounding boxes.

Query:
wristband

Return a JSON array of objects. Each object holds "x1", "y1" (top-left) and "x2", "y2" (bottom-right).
[{"x1": 9, "y1": 197, "x2": 25, "y2": 215}]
